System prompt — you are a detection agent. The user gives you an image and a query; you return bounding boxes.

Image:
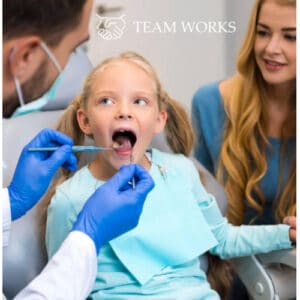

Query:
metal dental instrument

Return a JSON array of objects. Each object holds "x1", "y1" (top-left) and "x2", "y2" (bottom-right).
[
  {"x1": 130, "y1": 153, "x2": 136, "y2": 190},
  {"x1": 28, "y1": 145, "x2": 114, "y2": 153},
  {"x1": 29, "y1": 144, "x2": 136, "y2": 189}
]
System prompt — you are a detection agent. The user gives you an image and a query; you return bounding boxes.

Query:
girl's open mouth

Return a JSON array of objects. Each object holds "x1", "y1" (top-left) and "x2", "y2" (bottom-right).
[{"x1": 112, "y1": 129, "x2": 137, "y2": 156}]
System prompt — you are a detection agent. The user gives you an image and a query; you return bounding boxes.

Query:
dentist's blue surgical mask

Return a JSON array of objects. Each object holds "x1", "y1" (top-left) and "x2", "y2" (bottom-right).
[{"x1": 12, "y1": 41, "x2": 62, "y2": 118}]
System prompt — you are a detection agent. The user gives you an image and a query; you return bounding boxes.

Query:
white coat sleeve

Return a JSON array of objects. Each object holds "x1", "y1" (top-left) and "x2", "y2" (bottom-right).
[
  {"x1": 2, "y1": 188, "x2": 12, "y2": 247},
  {"x1": 14, "y1": 231, "x2": 97, "y2": 300}
]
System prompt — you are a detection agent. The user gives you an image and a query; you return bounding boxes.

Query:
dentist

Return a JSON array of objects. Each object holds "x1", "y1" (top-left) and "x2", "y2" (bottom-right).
[{"x1": 3, "y1": 1, "x2": 154, "y2": 299}]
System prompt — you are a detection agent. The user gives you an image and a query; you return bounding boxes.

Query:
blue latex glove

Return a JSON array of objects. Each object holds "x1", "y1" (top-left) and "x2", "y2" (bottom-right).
[
  {"x1": 72, "y1": 164, "x2": 154, "y2": 253},
  {"x1": 8, "y1": 128, "x2": 77, "y2": 220}
]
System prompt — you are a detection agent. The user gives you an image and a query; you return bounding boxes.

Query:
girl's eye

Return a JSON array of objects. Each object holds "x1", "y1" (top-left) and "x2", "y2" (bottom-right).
[
  {"x1": 134, "y1": 98, "x2": 147, "y2": 105},
  {"x1": 99, "y1": 98, "x2": 114, "y2": 105}
]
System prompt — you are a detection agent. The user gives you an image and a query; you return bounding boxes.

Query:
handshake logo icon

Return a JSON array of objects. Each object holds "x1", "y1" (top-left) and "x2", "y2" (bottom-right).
[{"x1": 96, "y1": 14, "x2": 126, "y2": 40}]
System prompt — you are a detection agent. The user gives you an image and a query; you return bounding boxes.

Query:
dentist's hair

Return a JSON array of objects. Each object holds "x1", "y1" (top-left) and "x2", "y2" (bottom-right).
[
  {"x1": 4, "y1": 0, "x2": 86, "y2": 46},
  {"x1": 217, "y1": 0, "x2": 296, "y2": 225}
]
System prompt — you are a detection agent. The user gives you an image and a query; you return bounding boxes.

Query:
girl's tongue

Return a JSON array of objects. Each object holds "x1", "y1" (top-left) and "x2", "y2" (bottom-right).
[
  {"x1": 113, "y1": 135, "x2": 133, "y2": 155},
  {"x1": 112, "y1": 130, "x2": 136, "y2": 156}
]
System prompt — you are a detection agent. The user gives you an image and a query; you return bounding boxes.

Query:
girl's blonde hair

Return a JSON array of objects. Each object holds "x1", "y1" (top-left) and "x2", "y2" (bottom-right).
[{"x1": 218, "y1": 0, "x2": 296, "y2": 225}]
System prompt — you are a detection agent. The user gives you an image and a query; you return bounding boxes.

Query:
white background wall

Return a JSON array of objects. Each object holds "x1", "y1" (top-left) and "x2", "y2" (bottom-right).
[
  {"x1": 224, "y1": 0, "x2": 255, "y2": 76},
  {"x1": 86, "y1": 1, "x2": 255, "y2": 114}
]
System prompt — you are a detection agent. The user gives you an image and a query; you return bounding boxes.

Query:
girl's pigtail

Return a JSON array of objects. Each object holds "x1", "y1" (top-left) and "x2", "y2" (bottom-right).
[
  {"x1": 57, "y1": 96, "x2": 85, "y2": 146},
  {"x1": 56, "y1": 96, "x2": 86, "y2": 175},
  {"x1": 162, "y1": 91, "x2": 194, "y2": 156}
]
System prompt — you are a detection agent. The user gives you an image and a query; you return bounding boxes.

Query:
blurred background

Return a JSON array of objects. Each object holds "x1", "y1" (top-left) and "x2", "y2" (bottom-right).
[{"x1": 85, "y1": 0, "x2": 255, "y2": 114}]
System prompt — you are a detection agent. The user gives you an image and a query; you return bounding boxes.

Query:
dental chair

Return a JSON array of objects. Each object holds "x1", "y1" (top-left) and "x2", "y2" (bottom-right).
[
  {"x1": 231, "y1": 248, "x2": 296, "y2": 300},
  {"x1": 2, "y1": 61, "x2": 296, "y2": 298}
]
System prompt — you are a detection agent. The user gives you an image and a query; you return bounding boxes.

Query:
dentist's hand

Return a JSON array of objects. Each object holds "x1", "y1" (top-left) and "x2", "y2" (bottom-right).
[
  {"x1": 8, "y1": 128, "x2": 77, "y2": 220},
  {"x1": 72, "y1": 164, "x2": 154, "y2": 253}
]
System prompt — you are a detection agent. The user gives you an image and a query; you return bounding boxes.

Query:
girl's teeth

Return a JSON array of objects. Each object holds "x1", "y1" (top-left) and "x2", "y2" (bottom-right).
[
  {"x1": 112, "y1": 142, "x2": 121, "y2": 149},
  {"x1": 112, "y1": 140, "x2": 132, "y2": 151}
]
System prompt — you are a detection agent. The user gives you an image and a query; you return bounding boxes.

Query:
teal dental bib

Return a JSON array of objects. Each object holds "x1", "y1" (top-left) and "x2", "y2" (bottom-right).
[{"x1": 109, "y1": 149, "x2": 218, "y2": 284}]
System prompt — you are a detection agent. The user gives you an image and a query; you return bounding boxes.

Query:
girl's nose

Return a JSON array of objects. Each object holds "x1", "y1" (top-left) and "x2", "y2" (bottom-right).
[
  {"x1": 117, "y1": 113, "x2": 133, "y2": 120},
  {"x1": 115, "y1": 103, "x2": 133, "y2": 120}
]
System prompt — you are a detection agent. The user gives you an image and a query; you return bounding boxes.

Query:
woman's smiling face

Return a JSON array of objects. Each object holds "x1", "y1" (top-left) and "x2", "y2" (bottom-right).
[{"x1": 254, "y1": 0, "x2": 296, "y2": 87}]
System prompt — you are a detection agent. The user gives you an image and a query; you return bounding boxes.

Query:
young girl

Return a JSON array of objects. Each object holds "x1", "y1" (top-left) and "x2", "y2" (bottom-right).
[{"x1": 45, "y1": 52, "x2": 295, "y2": 299}]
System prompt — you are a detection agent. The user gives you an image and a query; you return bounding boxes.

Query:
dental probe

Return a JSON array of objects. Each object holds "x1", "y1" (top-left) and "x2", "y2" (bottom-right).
[
  {"x1": 29, "y1": 144, "x2": 136, "y2": 190},
  {"x1": 130, "y1": 153, "x2": 136, "y2": 190},
  {"x1": 28, "y1": 145, "x2": 115, "y2": 153}
]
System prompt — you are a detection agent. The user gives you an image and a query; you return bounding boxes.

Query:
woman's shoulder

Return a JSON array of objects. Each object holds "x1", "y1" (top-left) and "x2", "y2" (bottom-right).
[
  {"x1": 193, "y1": 80, "x2": 222, "y2": 100},
  {"x1": 192, "y1": 77, "x2": 236, "y2": 110},
  {"x1": 192, "y1": 80, "x2": 222, "y2": 110},
  {"x1": 191, "y1": 80, "x2": 230, "y2": 132}
]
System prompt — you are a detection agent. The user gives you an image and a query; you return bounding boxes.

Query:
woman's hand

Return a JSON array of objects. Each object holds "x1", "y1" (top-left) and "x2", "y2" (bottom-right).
[{"x1": 283, "y1": 216, "x2": 296, "y2": 243}]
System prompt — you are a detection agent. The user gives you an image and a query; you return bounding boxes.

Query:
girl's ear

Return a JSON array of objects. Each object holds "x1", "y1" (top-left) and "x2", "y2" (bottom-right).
[
  {"x1": 154, "y1": 110, "x2": 168, "y2": 133},
  {"x1": 77, "y1": 108, "x2": 93, "y2": 135}
]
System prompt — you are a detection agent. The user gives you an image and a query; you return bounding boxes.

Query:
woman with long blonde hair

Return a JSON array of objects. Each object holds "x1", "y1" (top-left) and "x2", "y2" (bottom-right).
[
  {"x1": 192, "y1": 0, "x2": 296, "y2": 298},
  {"x1": 193, "y1": 0, "x2": 296, "y2": 227}
]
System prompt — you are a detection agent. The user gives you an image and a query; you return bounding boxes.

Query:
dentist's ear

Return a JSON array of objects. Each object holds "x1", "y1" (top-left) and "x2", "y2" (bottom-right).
[
  {"x1": 6, "y1": 36, "x2": 42, "y2": 79},
  {"x1": 77, "y1": 108, "x2": 93, "y2": 135}
]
